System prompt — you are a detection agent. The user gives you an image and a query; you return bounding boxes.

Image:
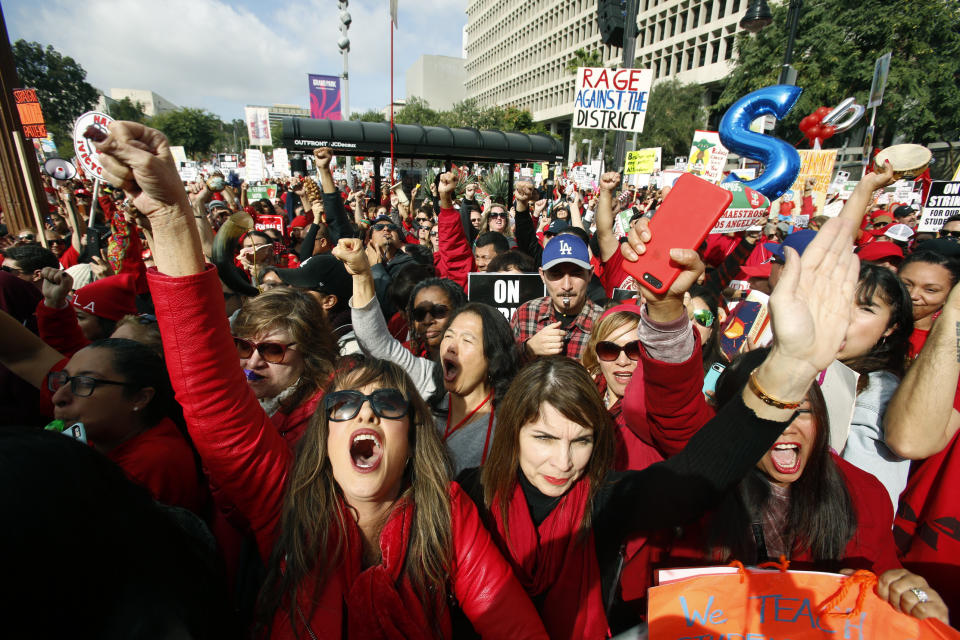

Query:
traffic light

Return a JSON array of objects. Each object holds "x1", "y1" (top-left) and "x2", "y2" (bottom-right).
[{"x1": 598, "y1": 0, "x2": 627, "y2": 48}]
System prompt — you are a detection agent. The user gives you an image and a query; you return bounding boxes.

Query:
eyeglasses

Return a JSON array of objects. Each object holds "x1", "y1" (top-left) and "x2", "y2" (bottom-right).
[
  {"x1": 17, "y1": 233, "x2": 35, "y2": 242},
  {"x1": 692, "y1": 308, "x2": 715, "y2": 328},
  {"x1": 47, "y1": 370, "x2": 133, "y2": 398},
  {"x1": 940, "y1": 230, "x2": 960, "y2": 239},
  {"x1": 233, "y1": 337, "x2": 296, "y2": 363},
  {"x1": 488, "y1": 212, "x2": 508, "y2": 219},
  {"x1": 595, "y1": 340, "x2": 641, "y2": 362},
  {"x1": 48, "y1": 239, "x2": 67, "y2": 246},
  {"x1": 0, "y1": 265, "x2": 24, "y2": 274},
  {"x1": 412, "y1": 303, "x2": 449, "y2": 322},
  {"x1": 324, "y1": 388, "x2": 409, "y2": 421},
  {"x1": 372, "y1": 223, "x2": 400, "y2": 232}
]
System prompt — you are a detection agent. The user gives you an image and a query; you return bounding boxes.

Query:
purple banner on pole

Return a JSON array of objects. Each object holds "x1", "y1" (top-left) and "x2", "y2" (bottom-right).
[{"x1": 308, "y1": 74, "x2": 342, "y2": 120}]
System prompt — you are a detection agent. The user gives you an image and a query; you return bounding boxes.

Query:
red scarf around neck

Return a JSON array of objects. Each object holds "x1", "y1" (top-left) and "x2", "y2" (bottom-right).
[{"x1": 493, "y1": 478, "x2": 608, "y2": 640}]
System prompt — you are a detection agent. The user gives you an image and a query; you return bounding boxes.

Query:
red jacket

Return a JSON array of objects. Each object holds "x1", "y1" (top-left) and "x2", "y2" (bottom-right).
[
  {"x1": 147, "y1": 265, "x2": 547, "y2": 639},
  {"x1": 36, "y1": 300, "x2": 88, "y2": 357},
  {"x1": 435, "y1": 206, "x2": 475, "y2": 289}
]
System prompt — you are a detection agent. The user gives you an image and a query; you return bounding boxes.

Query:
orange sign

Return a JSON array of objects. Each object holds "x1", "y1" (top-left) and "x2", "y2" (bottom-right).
[{"x1": 13, "y1": 88, "x2": 46, "y2": 139}]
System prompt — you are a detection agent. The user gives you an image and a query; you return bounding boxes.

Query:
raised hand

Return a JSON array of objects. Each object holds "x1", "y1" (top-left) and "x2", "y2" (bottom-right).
[
  {"x1": 599, "y1": 171, "x2": 620, "y2": 193},
  {"x1": 332, "y1": 238, "x2": 372, "y2": 276},
  {"x1": 514, "y1": 181, "x2": 534, "y2": 207},
  {"x1": 313, "y1": 147, "x2": 334, "y2": 171},
  {"x1": 40, "y1": 267, "x2": 72, "y2": 309}
]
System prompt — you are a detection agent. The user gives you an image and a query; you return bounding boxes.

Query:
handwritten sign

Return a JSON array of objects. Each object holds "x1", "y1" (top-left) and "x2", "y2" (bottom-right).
[
  {"x1": 624, "y1": 147, "x2": 661, "y2": 175},
  {"x1": 573, "y1": 67, "x2": 652, "y2": 133},
  {"x1": 247, "y1": 185, "x2": 278, "y2": 202},
  {"x1": 710, "y1": 181, "x2": 770, "y2": 234},
  {"x1": 782, "y1": 150, "x2": 838, "y2": 215},
  {"x1": 467, "y1": 273, "x2": 545, "y2": 320},
  {"x1": 919, "y1": 181, "x2": 960, "y2": 232},
  {"x1": 72, "y1": 111, "x2": 114, "y2": 180},
  {"x1": 686, "y1": 131, "x2": 729, "y2": 184},
  {"x1": 13, "y1": 88, "x2": 46, "y2": 138}
]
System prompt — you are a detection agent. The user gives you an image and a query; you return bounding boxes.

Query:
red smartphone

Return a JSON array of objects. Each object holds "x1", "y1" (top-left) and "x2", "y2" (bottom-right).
[{"x1": 622, "y1": 173, "x2": 733, "y2": 295}]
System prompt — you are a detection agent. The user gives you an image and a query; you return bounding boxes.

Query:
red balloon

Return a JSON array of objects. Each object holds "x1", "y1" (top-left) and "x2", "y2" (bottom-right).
[
  {"x1": 798, "y1": 115, "x2": 816, "y2": 132},
  {"x1": 815, "y1": 106, "x2": 831, "y2": 119},
  {"x1": 820, "y1": 124, "x2": 837, "y2": 140},
  {"x1": 807, "y1": 125, "x2": 823, "y2": 141}
]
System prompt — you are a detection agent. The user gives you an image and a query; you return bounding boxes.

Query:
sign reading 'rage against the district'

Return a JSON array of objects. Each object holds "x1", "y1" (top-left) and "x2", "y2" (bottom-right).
[{"x1": 573, "y1": 67, "x2": 653, "y2": 133}]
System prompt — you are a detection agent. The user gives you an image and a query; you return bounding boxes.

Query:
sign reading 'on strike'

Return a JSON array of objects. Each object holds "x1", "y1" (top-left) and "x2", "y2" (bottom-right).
[
  {"x1": 573, "y1": 67, "x2": 652, "y2": 133},
  {"x1": 468, "y1": 273, "x2": 545, "y2": 321}
]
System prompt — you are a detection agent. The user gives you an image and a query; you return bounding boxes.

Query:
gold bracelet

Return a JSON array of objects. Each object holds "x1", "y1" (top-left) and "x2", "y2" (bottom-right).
[{"x1": 747, "y1": 369, "x2": 802, "y2": 410}]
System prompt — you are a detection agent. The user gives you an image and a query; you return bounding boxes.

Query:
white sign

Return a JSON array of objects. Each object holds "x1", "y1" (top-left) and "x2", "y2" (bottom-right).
[
  {"x1": 919, "y1": 182, "x2": 960, "y2": 233},
  {"x1": 168, "y1": 146, "x2": 188, "y2": 168},
  {"x1": 219, "y1": 153, "x2": 239, "y2": 169},
  {"x1": 244, "y1": 106, "x2": 272, "y2": 146},
  {"x1": 244, "y1": 149, "x2": 266, "y2": 182},
  {"x1": 178, "y1": 161, "x2": 198, "y2": 183},
  {"x1": 685, "y1": 131, "x2": 729, "y2": 184},
  {"x1": 272, "y1": 148, "x2": 290, "y2": 177},
  {"x1": 72, "y1": 111, "x2": 114, "y2": 180},
  {"x1": 572, "y1": 67, "x2": 653, "y2": 133}
]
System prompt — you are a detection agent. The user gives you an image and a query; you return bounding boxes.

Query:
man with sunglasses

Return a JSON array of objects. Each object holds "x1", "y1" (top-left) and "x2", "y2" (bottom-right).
[
  {"x1": 366, "y1": 215, "x2": 416, "y2": 317},
  {"x1": 1, "y1": 244, "x2": 60, "y2": 290},
  {"x1": 938, "y1": 214, "x2": 960, "y2": 240},
  {"x1": 511, "y1": 234, "x2": 602, "y2": 360}
]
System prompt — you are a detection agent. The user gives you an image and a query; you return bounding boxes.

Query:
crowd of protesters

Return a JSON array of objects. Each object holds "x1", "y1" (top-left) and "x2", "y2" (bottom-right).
[{"x1": 0, "y1": 119, "x2": 959, "y2": 639}]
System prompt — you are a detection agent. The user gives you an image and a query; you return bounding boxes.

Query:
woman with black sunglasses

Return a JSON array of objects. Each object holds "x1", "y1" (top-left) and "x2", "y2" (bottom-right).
[{"x1": 95, "y1": 121, "x2": 548, "y2": 639}]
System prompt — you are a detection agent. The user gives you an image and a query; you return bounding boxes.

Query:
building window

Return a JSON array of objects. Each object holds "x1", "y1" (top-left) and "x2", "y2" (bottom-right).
[
  {"x1": 725, "y1": 35, "x2": 735, "y2": 60},
  {"x1": 711, "y1": 39, "x2": 720, "y2": 63},
  {"x1": 717, "y1": 0, "x2": 725, "y2": 19}
]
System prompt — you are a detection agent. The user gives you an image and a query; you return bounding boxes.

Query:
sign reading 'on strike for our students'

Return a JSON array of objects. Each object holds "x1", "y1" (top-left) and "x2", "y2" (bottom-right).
[
  {"x1": 573, "y1": 67, "x2": 653, "y2": 133},
  {"x1": 467, "y1": 273, "x2": 545, "y2": 321}
]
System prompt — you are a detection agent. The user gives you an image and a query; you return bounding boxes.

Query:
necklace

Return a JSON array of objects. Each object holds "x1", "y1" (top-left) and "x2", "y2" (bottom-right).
[{"x1": 444, "y1": 389, "x2": 495, "y2": 463}]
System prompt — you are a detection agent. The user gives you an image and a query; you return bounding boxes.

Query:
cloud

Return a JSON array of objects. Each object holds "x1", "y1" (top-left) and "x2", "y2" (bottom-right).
[{"x1": 6, "y1": 0, "x2": 467, "y2": 120}]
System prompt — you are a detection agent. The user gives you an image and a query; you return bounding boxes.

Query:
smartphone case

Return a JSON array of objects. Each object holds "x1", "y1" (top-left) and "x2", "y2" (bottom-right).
[{"x1": 622, "y1": 173, "x2": 733, "y2": 295}]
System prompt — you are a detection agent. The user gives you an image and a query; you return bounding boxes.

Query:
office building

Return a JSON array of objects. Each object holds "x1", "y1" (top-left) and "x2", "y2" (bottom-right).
[
  {"x1": 106, "y1": 89, "x2": 179, "y2": 116},
  {"x1": 406, "y1": 54, "x2": 467, "y2": 111}
]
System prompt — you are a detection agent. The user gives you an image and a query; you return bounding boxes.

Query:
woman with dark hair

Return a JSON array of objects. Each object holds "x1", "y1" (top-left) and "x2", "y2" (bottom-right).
[
  {"x1": 836, "y1": 263, "x2": 914, "y2": 508},
  {"x1": 404, "y1": 276, "x2": 467, "y2": 359},
  {"x1": 898, "y1": 249, "x2": 960, "y2": 358},
  {"x1": 96, "y1": 121, "x2": 548, "y2": 639},
  {"x1": 686, "y1": 283, "x2": 723, "y2": 371},
  {"x1": 648, "y1": 347, "x2": 949, "y2": 624},
  {"x1": 0, "y1": 314, "x2": 205, "y2": 513}
]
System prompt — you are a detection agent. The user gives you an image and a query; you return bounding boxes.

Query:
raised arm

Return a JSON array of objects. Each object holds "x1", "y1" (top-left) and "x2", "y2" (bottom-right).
[
  {"x1": 594, "y1": 172, "x2": 621, "y2": 262},
  {"x1": 314, "y1": 147, "x2": 350, "y2": 245},
  {"x1": 0, "y1": 307, "x2": 63, "y2": 390},
  {"x1": 885, "y1": 282, "x2": 960, "y2": 459}
]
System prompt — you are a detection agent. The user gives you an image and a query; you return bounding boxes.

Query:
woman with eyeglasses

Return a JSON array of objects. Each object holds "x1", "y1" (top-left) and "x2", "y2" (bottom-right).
[
  {"x1": 96, "y1": 122, "x2": 547, "y2": 639},
  {"x1": 0, "y1": 314, "x2": 205, "y2": 514}
]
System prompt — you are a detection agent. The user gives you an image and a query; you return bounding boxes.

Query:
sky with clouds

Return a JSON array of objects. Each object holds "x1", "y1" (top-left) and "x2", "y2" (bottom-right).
[{"x1": 4, "y1": 0, "x2": 469, "y2": 121}]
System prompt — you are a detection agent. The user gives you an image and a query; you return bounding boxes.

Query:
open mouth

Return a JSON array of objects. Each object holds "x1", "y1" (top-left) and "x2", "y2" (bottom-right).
[
  {"x1": 613, "y1": 371, "x2": 633, "y2": 384},
  {"x1": 442, "y1": 355, "x2": 460, "y2": 383},
  {"x1": 770, "y1": 442, "x2": 801, "y2": 474},
  {"x1": 349, "y1": 429, "x2": 383, "y2": 472}
]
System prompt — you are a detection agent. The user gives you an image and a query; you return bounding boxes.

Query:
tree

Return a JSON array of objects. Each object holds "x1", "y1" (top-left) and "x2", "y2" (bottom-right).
[
  {"x1": 350, "y1": 109, "x2": 387, "y2": 123},
  {"x1": 634, "y1": 79, "x2": 706, "y2": 158},
  {"x1": 566, "y1": 48, "x2": 603, "y2": 75},
  {"x1": 12, "y1": 40, "x2": 98, "y2": 157},
  {"x1": 718, "y1": 0, "x2": 960, "y2": 151},
  {"x1": 393, "y1": 96, "x2": 441, "y2": 127},
  {"x1": 109, "y1": 97, "x2": 147, "y2": 123},
  {"x1": 148, "y1": 108, "x2": 221, "y2": 157}
]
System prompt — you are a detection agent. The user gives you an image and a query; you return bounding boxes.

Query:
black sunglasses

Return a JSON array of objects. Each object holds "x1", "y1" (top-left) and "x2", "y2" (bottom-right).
[
  {"x1": 940, "y1": 230, "x2": 960, "y2": 239},
  {"x1": 324, "y1": 388, "x2": 409, "y2": 421},
  {"x1": 595, "y1": 340, "x2": 641, "y2": 362},
  {"x1": 412, "y1": 303, "x2": 449, "y2": 322},
  {"x1": 0, "y1": 265, "x2": 24, "y2": 274},
  {"x1": 372, "y1": 223, "x2": 399, "y2": 232},
  {"x1": 488, "y1": 212, "x2": 508, "y2": 219}
]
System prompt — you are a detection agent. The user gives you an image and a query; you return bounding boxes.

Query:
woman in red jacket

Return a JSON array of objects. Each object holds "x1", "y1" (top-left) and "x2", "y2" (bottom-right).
[{"x1": 97, "y1": 121, "x2": 548, "y2": 640}]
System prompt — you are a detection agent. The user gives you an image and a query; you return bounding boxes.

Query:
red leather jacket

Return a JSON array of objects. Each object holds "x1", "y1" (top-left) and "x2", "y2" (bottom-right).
[
  {"x1": 435, "y1": 206, "x2": 475, "y2": 289},
  {"x1": 148, "y1": 265, "x2": 547, "y2": 639}
]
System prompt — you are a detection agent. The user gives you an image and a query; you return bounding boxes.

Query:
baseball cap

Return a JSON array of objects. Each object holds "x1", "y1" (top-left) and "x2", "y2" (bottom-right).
[
  {"x1": 893, "y1": 205, "x2": 917, "y2": 219},
  {"x1": 855, "y1": 242, "x2": 904, "y2": 263},
  {"x1": 764, "y1": 229, "x2": 817, "y2": 262},
  {"x1": 71, "y1": 273, "x2": 138, "y2": 321},
  {"x1": 870, "y1": 212, "x2": 894, "y2": 225},
  {"x1": 545, "y1": 219, "x2": 570, "y2": 236},
  {"x1": 885, "y1": 223, "x2": 915, "y2": 243},
  {"x1": 541, "y1": 234, "x2": 591, "y2": 271},
  {"x1": 271, "y1": 254, "x2": 351, "y2": 307},
  {"x1": 206, "y1": 200, "x2": 228, "y2": 212}
]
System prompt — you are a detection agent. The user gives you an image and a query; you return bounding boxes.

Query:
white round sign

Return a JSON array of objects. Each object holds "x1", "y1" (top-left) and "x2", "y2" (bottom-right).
[{"x1": 72, "y1": 111, "x2": 114, "y2": 179}]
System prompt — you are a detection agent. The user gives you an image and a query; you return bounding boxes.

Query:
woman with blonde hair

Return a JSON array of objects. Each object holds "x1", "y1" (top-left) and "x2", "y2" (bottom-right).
[{"x1": 96, "y1": 121, "x2": 547, "y2": 639}]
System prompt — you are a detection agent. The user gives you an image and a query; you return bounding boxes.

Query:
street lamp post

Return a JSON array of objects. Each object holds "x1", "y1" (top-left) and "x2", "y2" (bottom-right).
[
  {"x1": 338, "y1": 1, "x2": 353, "y2": 187},
  {"x1": 739, "y1": 0, "x2": 803, "y2": 86},
  {"x1": 582, "y1": 138, "x2": 593, "y2": 164}
]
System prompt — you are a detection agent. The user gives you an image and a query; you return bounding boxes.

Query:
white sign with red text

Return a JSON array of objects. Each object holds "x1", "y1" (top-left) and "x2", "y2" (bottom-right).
[{"x1": 72, "y1": 111, "x2": 114, "y2": 180}]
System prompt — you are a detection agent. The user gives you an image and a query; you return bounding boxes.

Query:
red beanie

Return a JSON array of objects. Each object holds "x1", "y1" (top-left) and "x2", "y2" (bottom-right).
[{"x1": 71, "y1": 273, "x2": 138, "y2": 321}]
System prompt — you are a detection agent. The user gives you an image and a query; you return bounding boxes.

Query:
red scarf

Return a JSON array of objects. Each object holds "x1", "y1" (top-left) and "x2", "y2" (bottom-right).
[{"x1": 493, "y1": 479, "x2": 608, "y2": 640}]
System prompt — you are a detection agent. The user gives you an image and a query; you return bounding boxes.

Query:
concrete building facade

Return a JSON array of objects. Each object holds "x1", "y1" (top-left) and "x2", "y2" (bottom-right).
[
  {"x1": 406, "y1": 54, "x2": 467, "y2": 111},
  {"x1": 107, "y1": 89, "x2": 179, "y2": 116},
  {"x1": 464, "y1": 0, "x2": 746, "y2": 125}
]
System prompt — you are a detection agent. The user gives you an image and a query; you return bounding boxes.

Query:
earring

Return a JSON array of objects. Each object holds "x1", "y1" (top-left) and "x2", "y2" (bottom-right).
[{"x1": 133, "y1": 407, "x2": 140, "y2": 412}]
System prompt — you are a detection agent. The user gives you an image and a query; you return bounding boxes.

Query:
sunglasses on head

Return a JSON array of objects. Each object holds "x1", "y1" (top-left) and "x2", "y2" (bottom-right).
[
  {"x1": 595, "y1": 340, "x2": 641, "y2": 362},
  {"x1": 324, "y1": 388, "x2": 409, "y2": 421},
  {"x1": 17, "y1": 233, "x2": 35, "y2": 241},
  {"x1": 412, "y1": 303, "x2": 449, "y2": 322},
  {"x1": 233, "y1": 337, "x2": 296, "y2": 363},
  {"x1": 372, "y1": 223, "x2": 399, "y2": 232},
  {"x1": 692, "y1": 308, "x2": 715, "y2": 328}
]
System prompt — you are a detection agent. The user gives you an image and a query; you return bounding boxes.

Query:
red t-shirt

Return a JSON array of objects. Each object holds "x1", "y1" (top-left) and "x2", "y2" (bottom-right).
[
  {"x1": 600, "y1": 249, "x2": 637, "y2": 296},
  {"x1": 59, "y1": 245, "x2": 80, "y2": 269}
]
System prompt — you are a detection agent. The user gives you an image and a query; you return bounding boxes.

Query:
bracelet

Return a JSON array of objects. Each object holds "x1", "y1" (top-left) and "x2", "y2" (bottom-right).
[{"x1": 747, "y1": 369, "x2": 802, "y2": 410}]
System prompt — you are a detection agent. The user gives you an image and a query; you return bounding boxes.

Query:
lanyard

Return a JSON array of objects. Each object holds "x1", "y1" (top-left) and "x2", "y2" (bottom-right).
[{"x1": 444, "y1": 390, "x2": 495, "y2": 463}]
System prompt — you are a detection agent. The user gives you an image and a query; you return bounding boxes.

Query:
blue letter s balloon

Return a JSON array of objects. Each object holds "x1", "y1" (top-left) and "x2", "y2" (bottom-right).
[{"x1": 719, "y1": 85, "x2": 803, "y2": 201}]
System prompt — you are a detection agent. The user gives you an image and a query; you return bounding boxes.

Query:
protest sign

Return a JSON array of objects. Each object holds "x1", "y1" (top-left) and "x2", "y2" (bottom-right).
[
  {"x1": 783, "y1": 149, "x2": 838, "y2": 214},
  {"x1": 648, "y1": 566, "x2": 959, "y2": 640},
  {"x1": 624, "y1": 147, "x2": 661, "y2": 175},
  {"x1": 255, "y1": 214, "x2": 285, "y2": 236},
  {"x1": 169, "y1": 146, "x2": 188, "y2": 168},
  {"x1": 685, "y1": 131, "x2": 728, "y2": 183},
  {"x1": 919, "y1": 181, "x2": 960, "y2": 232},
  {"x1": 272, "y1": 148, "x2": 290, "y2": 177},
  {"x1": 245, "y1": 149, "x2": 266, "y2": 182},
  {"x1": 13, "y1": 88, "x2": 46, "y2": 138},
  {"x1": 247, "y1": 184, "x2": 277, "y2": 202},
  {"x1": 178, "y1": 161, "x2": 198, "y2": 183},
  {"x1": 868, "y1": 52, "x2": 892, "y2": 109},
  {"x1": 244, "y1": 106, "x2": 272, "y2": 146},
  {"x1": 72, "y1": 111, "x2": 114, "y2": 180},
  {"x1": 467, "y1": 273, "x2": 545, "y2": 321},
  {"x1": 711, "y1": 181, "x2": 770, "y2": 234},
  {"x1": 720, "y1": 289, "x2": 772, "y2": 362},
  {"x1": 219, "y1": 153, "x2": 238, "y2": 169},
  {"x1": 572, "y1": 67, "x2": 652, "y2": 133}
]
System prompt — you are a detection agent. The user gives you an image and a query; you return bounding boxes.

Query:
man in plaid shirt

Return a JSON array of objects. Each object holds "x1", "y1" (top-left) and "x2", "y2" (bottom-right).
[{"x1": 511, "y1": 234, "x2": 603, "y2": 359}]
